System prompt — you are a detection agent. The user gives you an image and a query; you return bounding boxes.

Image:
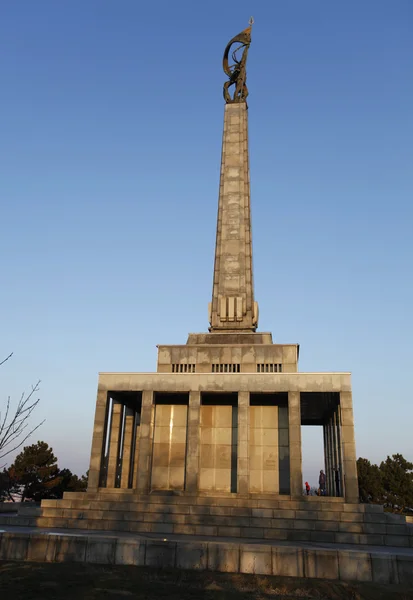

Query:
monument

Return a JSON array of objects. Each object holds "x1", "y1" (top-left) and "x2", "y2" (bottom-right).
[
  {"x1": 33, "y1": 23, "x2": 408, "y2": 547},
  {"x1": 2, "y1": 25, "x2": 412, "y2": 583},
  {"x1": 80, "y1": 20, "x2": 359, "y2": 504}
]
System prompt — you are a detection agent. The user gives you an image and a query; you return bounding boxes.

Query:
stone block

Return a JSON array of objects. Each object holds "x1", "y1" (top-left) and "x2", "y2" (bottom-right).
[
  {"x1": 240, "y1": 545, "x2": 272, "y2": 574},
  {"x1": 176, "y1": 542, "x2": 208, "y2": 570},
  {"x1": 272, "y1": 547, "x2": 304, "y2": 577},
  {"x1": 231, "y1": 507, "x2": 250, "y2": 517},
  {"x1": 386, "y1": 524, "x2": 410, "y2": 536},
  {"x1": 287, "y1": 530, "x2": 311, "y2": 542},
  {"x1": 0, "y1": 533, "x2": 29, "y2": 560},
  {"x1": 241, "y1": 527, "x2": 263, "y2": 538},
  {"x1": 371, "y1": 553, "x2": 399, "y2": 584},
  {"x1": 342, "y1": 503, "x2": 365, "y2": 513},
  {"x1": 295, "y1": 510, "x2": 317, "y2": 520},
  {"x1": 54, "y1": 535, "x2": 87, "y2": 562},
  {"x1": 189, "y1": 505, "x2": 210, "y2": 516},
  {"x1": 338, "y1": 551, "x2": 372, "y2": 582},
  {"x1": 86, "y1": 537, "x2": 116, "y2": 564},
  {"x1": 363, "y1": 523, "x2": 386, "y2": 535},
  {"x1": 384, "y1": 535, "x2": 409, "y2": 547},
  {"x1": 145, "y1": 541, "x2": 176, "y2": 568},
  {"x1": 314, "y1": 521, "x2": 338, "y2": 532},
  {"x1": 334, "y1": 533, "x2": 360, "y2": 544},
  {"x1": 210, "y1": 506, "x2": 232, "y2": 516},
  {"x1": 250, "y1": 518, "x2": 272, "y2": 528},
  {"x1": 338, "y1": 522, "x2": 363, "y2": 534},
  {"x1": 310, "y1": 531, "x2": 336, "y2": 543},
  {"x1": 317, "y1": 511, "x2": 340, "y2": 522},
  {"x1": 149, "y1": 523, "x2": 174, "y2": 534},
  {"x1": 340, "y1": 512, "x2": 363, "y2": 523},
  {"x1": 27, "y1": 535, "x2": 56, "y2": 562},
  {"x1": 263, "y1": 529, "x2": 289, "y2": 540},
  {"x1": 396, "y1": 556, "x2": 413, "y2": 586},
  {"x1": 195, "y1": 525, "x2": 217, "y2": 536},
  {"x1": 359, "y1": 534, "x2": 384, "y2": 546},
  {"x1": 304, "y1": 549, "x2": 339, "y2": 580},
  {"x1": 208, "y1": 543, "x2": 240, "y2": 573},
  {"x1": 40, "y1": 500, "x2": 58, "y2": 508},
  {"x1": 273, "y1": 509, "x2": 295, "y2": 519},
  {"x1": 364, "y1": 513, "x2": 387, "y2": 524},
  {"x1": 217, "y1": 527, "x2": 241, "y2": 537},
  {"x1": 363, "y1": 503, "x2": 383, "y2": 513},
  {"x1": 173, "y1": 524, "x2": 196, "y2": 535},
  {"x1": 293, "y1": 520, "x2": 315, "y2": 530}
]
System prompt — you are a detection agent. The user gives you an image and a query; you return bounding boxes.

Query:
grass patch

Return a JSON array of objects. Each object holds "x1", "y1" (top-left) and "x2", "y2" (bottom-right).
[{"x1": 0, "y1": 562, "x2": 412, "y2": 600}]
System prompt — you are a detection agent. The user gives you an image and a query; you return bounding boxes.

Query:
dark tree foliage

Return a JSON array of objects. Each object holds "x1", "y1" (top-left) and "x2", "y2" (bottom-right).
[
  {"x1": 380, "y1": 454, "x2": 413, "y2": 514},
  {"x1": 0, "y1": 467, "x2": 19, "y2": 501},
  {"x1": 6, "y1": 441, "x2": 88, "y2": 501},
  {"x1": 357, "y1": 457, "x2": 383, "y2": 503},
  {"x1": 357, "y1": 454, "x2": 413, "y2": 514},
  {"x1": 10, "y1": 441, "x2": 61, "y2": 501}
]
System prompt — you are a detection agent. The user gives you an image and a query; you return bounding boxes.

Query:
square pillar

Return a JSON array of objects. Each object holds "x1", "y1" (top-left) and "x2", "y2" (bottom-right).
[
  {"x1": 87, "y1": 389, "x2": 109, "y2": 492},
  {"x1": 340, "y1": 392, "x2": 359, "y2": 503},
  {"x1": 136, "y1": 391, "x2": 155, "y2": 494},
  {"x1": 237, "y1": 391, "x2": 249, "y2": 495},
  {"x1": 120, "y1": 407, "x2": 134, "y2": 489},
  {"x1": 332, "y1": 411, "x2": 340, "y2": 496},
  {"x1": 288, "y1": 391, "x2": 302, "y2": 498},
  {"x1": 106, "y1": 400, "x2": 123, "y2": 488},
  {"x1": 132, "y1": 416, "x2": 140, "y2": 489},
  {"x1": 336, "y1": 408, "x2": 344, "y2": 497},
  {"x1": 185, "y1": 391, "x2": 200, "y2": 493},
  {"x1": 323, "y1": 423, "x2": 329, "y2": 495},
  {"x1": 327, "y1": 417, "x2": 334, "y2": 495}
]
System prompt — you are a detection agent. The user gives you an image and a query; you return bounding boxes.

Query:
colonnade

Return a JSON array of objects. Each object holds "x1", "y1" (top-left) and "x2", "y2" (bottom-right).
[{"x1": 87, "y1": 389, "x2": 358, "y2": 503}]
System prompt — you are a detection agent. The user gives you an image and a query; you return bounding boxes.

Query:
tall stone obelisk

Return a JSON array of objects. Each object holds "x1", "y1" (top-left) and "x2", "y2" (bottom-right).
[{"x1": 209, "y1": 23, "x2": 258, "y2": 332}]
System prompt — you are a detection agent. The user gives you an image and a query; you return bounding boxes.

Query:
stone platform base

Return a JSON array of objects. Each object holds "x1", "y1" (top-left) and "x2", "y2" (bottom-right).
[
  {"x1": 3, "y1": 491, "x2": 412, "y2": 548},
  {"x1": 0, "y1": 528, "x2": 412, "y2": 585}
]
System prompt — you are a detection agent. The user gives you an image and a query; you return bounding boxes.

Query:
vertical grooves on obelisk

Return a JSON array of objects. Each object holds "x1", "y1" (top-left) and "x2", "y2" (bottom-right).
[{"x1": 209, "y1": 103, "x2": 256, "y2": 331}]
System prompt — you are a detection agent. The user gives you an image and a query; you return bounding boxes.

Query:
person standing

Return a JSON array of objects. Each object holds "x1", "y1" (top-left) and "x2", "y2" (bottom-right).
[
  {"x1": 305, "y1": 481, "x2": 310, "y2": 496},
  {"x1": 334, "y1": 468, "x2": 340, "y2": 496},
  {"x1": 319, "y1": 470, "x2": 326, "y2": 496}
]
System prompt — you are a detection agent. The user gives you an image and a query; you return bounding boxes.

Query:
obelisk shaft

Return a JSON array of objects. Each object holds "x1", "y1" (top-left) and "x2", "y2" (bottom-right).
[{"x1": 209, "y1": 102, "x2": 258, "y2": 331}]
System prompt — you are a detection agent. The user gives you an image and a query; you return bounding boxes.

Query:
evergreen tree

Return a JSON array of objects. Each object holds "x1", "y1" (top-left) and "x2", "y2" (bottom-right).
[
  {"x1": 380, "y1": 454, "x2": 413, "y2": 513},
  {"x1": 10, "y1": 441, "x2": 61, "y2": 501},
  {"x1": 357, "y1": 457, "x2": 383, "y2": 503}
]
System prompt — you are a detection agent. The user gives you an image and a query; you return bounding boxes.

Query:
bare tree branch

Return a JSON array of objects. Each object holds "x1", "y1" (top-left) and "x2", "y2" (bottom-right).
[
  {"x1": 1, "y1": 354, "x2": 44, "y2": 463},
  {"x1": 0, "y1": 353, "x2": 13, "y2": 368}
]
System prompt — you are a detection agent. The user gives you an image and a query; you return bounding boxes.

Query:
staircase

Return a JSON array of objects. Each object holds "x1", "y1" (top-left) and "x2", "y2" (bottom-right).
[{"x1": 2, "y1": 492, "x2": 412, "y2": 548}]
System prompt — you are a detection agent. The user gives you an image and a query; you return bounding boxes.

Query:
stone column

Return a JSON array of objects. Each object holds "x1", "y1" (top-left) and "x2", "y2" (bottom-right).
[
  {"x1": 132, "y1": 415, "x2": 140, "y2": 489},
  {"x1": 340, "y1": 392, "x2": 359, "y2": 503},
  {"x1": 237, "y1": 391, "x2": 249, "y2": 495},
  {"x1": 288, "y1": 391, "x2": 302, "y2": 498},
  {"x1": 106, "y1": 400, "x2": 123, "y2": 488},
  {"x1": 185, "y1": 391, "x2": 201, "y2": 493},
  {"x1": 328, "y1": 417, "x2": 335, "y2": 496},
  {"x1": 136, "y1": 391, "x2": 155, "y2": 494},
  {"x1": 323, "y1": 424, "x2": 329, "y2": 494},
  {"x1": 120, "y1": 407, "x2": 134, "y2": 489},
  {"x1": 332, "y1": 411, "x2": 340, "y2": 496},
  {"x1": 336, "y1": 408, "x2": 344, "y2": 497},
  {"x1": 87, "y1": 389, "x2": 109, "y2": 492}
]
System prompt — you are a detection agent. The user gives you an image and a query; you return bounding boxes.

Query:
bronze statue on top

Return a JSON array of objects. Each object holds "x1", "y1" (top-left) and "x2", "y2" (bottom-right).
[{"x1": 223, "y1": 18, "x2": 253, "y2": 104}]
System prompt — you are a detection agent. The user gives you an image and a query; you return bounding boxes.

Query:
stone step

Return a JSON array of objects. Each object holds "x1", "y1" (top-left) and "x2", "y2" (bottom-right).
[
  {"x1": 28, "y1": 516, "x2": 413, "y2": 547},
  {"x1": 37, "y1": 506, "x2": 413, "y2": 534},
  {"x1": 59, "y1": 493, "x2": 384, "y2": 513},
  {"x1": 41, "y1": 500, "x2": 405, "y2": 527}
]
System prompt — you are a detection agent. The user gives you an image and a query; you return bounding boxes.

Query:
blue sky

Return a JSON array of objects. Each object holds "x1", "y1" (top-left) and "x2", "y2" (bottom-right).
[{"x1": 1, "y1": 1, "x2": 412, "y2": 487}]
